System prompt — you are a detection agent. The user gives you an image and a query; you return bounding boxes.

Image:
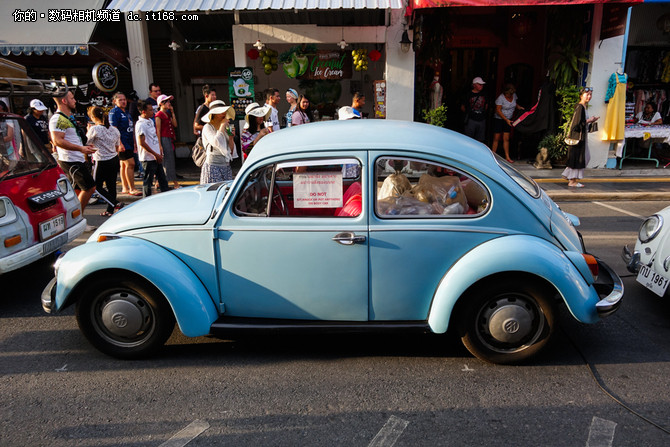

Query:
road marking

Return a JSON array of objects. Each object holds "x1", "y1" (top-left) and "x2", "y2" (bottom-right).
[
  {"x1": 368, "y1": 415, "x2": 409, "y2": 447},
  {"x1": 586, "y1": 416, "x2": 616, "y2": 447},
  {"x1": 462, "y1": 364, "x2": 474, "y2": 371},
  {"x1": 55, "y1": 364, "x2": 67, "y2": 372},
  {"x1": 160, "y1": 420, "x2": 209, "y2": 447},
  {"x1": 593, "y1": 201, "x2": 645, "y2": 220}
]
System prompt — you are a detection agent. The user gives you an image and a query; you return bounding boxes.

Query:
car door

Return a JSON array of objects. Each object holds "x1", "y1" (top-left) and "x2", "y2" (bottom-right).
[
  {"x1": 368, "y1": 153, "x2": 495, "y2": 321},
  {"x1": 215, "y1": 153, "x2": 369, "y2": 321}
]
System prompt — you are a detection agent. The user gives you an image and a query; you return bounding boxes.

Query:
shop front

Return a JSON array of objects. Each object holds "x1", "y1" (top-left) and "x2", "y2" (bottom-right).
[
  {"x1": 0, "y1": 0, "x2": 131, "y2": 116},
  {"x1": 409, "y1": 0, "x2": 652, "y2": 168},
  {"x1": 105, "y1": 1, "x2": 413, "y2": 145},
  {"x1": 619, "y1": 2, "x2": 670, "y2": 167}
]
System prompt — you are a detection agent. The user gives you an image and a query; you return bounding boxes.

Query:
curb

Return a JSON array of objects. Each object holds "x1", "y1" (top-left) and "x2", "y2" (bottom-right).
[{"x1": 543, "y1": 191, "x2": 670, "y2": 201}]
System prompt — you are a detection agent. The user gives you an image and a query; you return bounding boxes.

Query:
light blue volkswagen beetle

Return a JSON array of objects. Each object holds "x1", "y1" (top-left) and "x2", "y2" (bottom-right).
[{"x1": 42, "y1": 120, "x2": 622, "y2": 364}]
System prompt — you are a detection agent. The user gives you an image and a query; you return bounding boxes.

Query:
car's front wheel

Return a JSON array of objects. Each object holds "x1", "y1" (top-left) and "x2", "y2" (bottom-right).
[
  {"x1": 75, "y1": 274, "x2": 175, "y2": 359},
  {"x1": 459, "y1": 278, "x2": 556, "y2": 364}
]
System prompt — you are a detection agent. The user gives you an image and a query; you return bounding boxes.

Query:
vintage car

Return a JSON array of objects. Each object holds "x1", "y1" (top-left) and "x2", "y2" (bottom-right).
[
  {"x1": 623, "y1": 205, "x2": 670, "y2": 297},
  {"x1": 0, "y1": 112, "x2": 86, "y2": 274},
  {"x1": 42, "y1": 120, "x2": 623, "y2": 364}
]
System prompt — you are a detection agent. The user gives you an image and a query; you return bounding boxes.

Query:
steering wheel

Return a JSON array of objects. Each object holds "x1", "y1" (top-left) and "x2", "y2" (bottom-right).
[{"x1": 262, "y1": 169, "x2": 288, "y2": 216}]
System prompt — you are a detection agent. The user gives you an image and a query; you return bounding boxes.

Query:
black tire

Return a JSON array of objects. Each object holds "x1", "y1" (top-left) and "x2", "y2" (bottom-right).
[
  {"x1": 75, "y1": 274, "x2": 175, "y2": 359},
  {"x1": 458, "y1": 278, "x2": 556, "y2": 364}
]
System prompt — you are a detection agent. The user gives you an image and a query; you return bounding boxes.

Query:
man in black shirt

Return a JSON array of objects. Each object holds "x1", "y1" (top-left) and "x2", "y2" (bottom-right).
[
  {"x1": 25, "y1": 99, "x2": 51, "y2": 148},
  {"x1": 193, "y1": 84, "x2": 217, "y2": 135},
  {"x1": 461, "y1": 77, "x2": 488, "y2": 143}
]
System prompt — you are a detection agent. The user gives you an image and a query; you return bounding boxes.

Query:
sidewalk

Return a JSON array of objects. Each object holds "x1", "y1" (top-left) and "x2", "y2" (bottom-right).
[
  {"x1": 515, "y1": 158, "x2": 670, "y2": 201},
  {"x1": 114, "y1": 156, "x2": 670, "y2": 206}
]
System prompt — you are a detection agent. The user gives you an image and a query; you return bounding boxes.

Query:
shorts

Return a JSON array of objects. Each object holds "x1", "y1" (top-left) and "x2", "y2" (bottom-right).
[
  {"x1": 493, "y1": 118, "x2": 511, "y2": 134},
  {"x1": 58, "y1": 160, "x2": 96, "y2": 191},
  {"x1": 119, "y1": 149, "x2": 135, "y2": 161}
]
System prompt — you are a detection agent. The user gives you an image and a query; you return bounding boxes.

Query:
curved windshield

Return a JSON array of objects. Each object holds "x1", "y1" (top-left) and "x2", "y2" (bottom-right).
[
  {"x1": 495, "y1": 154, "x2": 541, "y2": 198},
  {"x1": 0, "y1": 116, "x2": 56, "y2": 183}
]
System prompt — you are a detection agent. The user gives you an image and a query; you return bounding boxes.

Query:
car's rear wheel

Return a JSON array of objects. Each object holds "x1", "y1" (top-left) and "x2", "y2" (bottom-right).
[
  {"x1": 75, "y1": 275, "x2": 175, "y2": 359},
  {"x1": 459, "y1": 278, "x2": 555, "y2": 364}
]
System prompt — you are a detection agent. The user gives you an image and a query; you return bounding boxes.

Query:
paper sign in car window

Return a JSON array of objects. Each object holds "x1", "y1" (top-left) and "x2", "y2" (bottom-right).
[{"x1": 294, "y1": 172, "x2": 343, "y2": 208}]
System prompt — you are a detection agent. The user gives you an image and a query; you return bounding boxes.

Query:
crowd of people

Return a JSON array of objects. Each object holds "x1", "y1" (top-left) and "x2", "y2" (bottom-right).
[{"x1": 8, "y1": 82, "x2": 368, "y2": 231}]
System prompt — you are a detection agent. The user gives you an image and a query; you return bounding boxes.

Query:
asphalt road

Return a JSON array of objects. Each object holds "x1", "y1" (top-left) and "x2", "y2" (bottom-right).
[{"x1": 2, "y1": 198, "x2": 670, "y2": 446}]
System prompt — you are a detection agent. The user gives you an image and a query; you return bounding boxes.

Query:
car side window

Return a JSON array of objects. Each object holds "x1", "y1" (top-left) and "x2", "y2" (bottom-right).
[
  {"x1": 375, "y1": 157, "x2": 489, "y2": 217},
  {"x1": 234, "y1": 158, "x2": 362, "y2": 218}
]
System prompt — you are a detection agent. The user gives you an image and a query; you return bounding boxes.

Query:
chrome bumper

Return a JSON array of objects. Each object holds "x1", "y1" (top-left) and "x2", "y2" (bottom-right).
[
  {"x1": 594, "y1": 258, "x2": 624, "y2": 318},
  {"x1": 622, "y1": 245, "x2": 641, "y2": 273},
  {"x1": 41, "y1": 276, "x2": 57, "y2": 314}
]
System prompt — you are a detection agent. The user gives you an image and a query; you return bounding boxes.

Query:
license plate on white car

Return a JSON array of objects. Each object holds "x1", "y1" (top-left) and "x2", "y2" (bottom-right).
[
  {"x1": 40, "y1": 215, "x2": 65, "y2": 241},
  {"x1": 636, "y1": 264, "x2": 670, "y2": 297}
]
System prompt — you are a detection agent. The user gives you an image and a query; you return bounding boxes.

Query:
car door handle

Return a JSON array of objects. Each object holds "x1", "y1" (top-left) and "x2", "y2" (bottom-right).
[{"x1": 332, "y1": 232, "x2": 366, "y2": 246}]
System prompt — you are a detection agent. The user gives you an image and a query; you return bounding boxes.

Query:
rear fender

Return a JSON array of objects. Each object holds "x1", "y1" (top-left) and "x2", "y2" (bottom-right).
[
  {"x1": 428, "y1": 235, "x2": 601, "y2": 334},
  {"x1": 54, "y1": 237, "x2": 219, "y2": 337}
]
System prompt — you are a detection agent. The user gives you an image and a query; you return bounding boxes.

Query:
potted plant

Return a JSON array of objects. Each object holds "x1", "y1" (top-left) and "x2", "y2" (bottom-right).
[
  {"x1": 423, "y1": 104, "x2": 448, "y2": 128},
  {"x1": 538, "y1": 134, "x2": 567, "y2": 166},
  {"x1": 535, "y1": 85, "x2": 581, "y2": 167}
]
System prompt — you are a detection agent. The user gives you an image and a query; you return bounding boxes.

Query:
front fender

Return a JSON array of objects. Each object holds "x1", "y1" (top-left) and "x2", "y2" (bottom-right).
[
  {"x1": 428, "y1": 235, "x2": 600, "y2": 334},
  {"x1": 54, "y1": 237, "x2": 219, "y2": 337}
]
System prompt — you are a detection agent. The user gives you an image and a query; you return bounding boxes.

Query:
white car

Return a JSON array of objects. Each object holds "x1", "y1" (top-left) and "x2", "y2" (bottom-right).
[{"x1": 623, "y1": 205, "x2": 670, "y2": 297}]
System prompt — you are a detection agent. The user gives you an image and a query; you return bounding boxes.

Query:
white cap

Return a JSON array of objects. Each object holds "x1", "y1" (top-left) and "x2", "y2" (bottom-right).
[
  {"x1": 338, "y1": 106, "x2": 360, "y2": 120},
  {"x1": 472, "y1": 77, "x2": 486, "y2": 85},
  {"x1": 30, "y1": 99, "x2": 48, "y2": 111}
]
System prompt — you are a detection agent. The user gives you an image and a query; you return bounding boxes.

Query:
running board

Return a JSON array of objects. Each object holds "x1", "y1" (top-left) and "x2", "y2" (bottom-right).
[{"x1": 210, "y1": 317, "x2": 430, "y2": 337}]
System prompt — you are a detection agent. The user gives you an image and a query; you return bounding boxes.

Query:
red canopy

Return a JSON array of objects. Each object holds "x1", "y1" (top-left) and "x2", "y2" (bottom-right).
[{"x1": 412, "y1": 0, "x2": 640, "y2": 8}]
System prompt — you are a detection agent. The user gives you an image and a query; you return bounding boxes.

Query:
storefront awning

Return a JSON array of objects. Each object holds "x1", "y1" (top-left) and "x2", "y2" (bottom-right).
[
  {"x1": 0, "y1": 0, "x2": 105, "y2": 56},
  {"x1": 412, "y1": 0, "x2": 642, "y2": 8},
  {"x1": 106, "y1": 0, "x2": 403, "y2": 11}
]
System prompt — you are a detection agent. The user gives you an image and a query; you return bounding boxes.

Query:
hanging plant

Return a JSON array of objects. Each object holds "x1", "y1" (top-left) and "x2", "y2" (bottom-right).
[{"x1": 546, "y1": 7, "x2": 591, "y2": 89}]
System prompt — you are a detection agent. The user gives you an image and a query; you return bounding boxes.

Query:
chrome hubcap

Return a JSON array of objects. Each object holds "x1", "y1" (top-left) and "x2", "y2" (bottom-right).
[
  {"x1": 94, "y1": 291, "x2": 154, "y2": 345},
  {"x1": 486, "y1": 299, "x2": 534, "y2": 344},
  {"x1": 478, "y1": 296, "x2": 544, "y2": 352}
]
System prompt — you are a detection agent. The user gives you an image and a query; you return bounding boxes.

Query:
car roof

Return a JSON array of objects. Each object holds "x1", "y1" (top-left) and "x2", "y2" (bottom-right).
[{"x1": 245, "y1": 119, "x2": 495, "y2": 169}]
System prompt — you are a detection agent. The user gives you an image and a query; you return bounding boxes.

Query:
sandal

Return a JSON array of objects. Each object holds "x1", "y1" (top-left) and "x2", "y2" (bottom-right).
[
  {"x1": 114, "y1": 203, "x2": 125, "y2": 212},
  {"x1": 128, "y1": 190, "x2": 142, "y2": 196},
  {"x1": 100, "y1": 211, "x2": 113, "y2": 217}
]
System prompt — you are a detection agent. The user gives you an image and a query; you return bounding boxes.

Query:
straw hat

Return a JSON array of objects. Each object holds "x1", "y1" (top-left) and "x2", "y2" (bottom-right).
[
  {"x1": 202, "y1": 100, "x2": 235, "y2": 122},
  {"x1": 244, "y1": 102, "x2": 271, "y2": 123}
]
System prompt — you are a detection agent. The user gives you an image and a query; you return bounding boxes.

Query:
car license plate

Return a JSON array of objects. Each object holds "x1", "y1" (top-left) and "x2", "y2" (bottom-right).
[
  {"x1": 40, "y1": 215, "x2": 65, "y2": 241},
  {"x1": 41, "y1": 232, "x2": 67, "y2": 255},
  {"x1": 636, "y1": 264, "x2": 670, "y2": 297}
]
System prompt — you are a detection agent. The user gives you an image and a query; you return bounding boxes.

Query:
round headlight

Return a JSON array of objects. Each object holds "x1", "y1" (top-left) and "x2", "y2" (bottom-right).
[{"x1": 639, "y1": 214, "x2": 663, "y2": 243}]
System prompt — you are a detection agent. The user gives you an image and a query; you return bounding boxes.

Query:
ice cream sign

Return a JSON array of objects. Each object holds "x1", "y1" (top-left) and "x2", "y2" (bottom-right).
[
  {"x1": 282, "y1": 50, "x2": 352, "y2": 80},
  {"x1": 293, "y1": 172, "x2": 343, "y2": 208}
]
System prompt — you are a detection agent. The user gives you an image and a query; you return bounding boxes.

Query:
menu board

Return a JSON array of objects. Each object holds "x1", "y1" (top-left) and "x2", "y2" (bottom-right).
[
  {"x1": 228, "y1": 67, "x2": 255, "y2": 119},
  {"x1": 374, "y1": 80, "x2": 386, "y2": 119}
]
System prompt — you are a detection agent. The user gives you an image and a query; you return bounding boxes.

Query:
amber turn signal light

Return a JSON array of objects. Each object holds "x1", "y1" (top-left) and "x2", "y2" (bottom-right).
[
  {"x1": 4, "y1": 235, "x2": 21, "y2": 247},
  {"x1": 582, "y1": 254, "x2": 599, "y2": 279}
]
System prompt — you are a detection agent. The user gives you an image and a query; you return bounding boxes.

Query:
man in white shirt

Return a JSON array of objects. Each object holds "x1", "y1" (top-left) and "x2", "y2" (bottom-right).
[
  {"x1": 265, "y1": 88, "x2": 281, "y2": 131},
  {"x1": 135, "y1": 100, "x2": 169, "y2": 197},
  {"x1": 49, "y1": 90, "x2": 97, "y2": 229}
]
